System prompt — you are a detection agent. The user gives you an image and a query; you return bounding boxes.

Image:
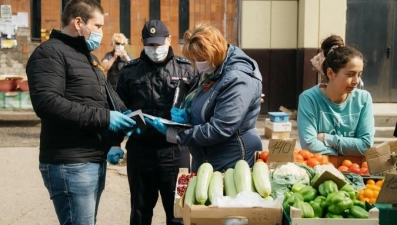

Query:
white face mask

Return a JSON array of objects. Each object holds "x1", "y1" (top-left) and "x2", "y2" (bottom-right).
[
  {"x1": 196, "y1": 61, "x2": 216, "y2": 74},
  {"x1": 144, "y1": 45, "x2": 169, "y2": 62},
  {"x1": 115, "y1": 45, "x2": 124, "y2": 51}
]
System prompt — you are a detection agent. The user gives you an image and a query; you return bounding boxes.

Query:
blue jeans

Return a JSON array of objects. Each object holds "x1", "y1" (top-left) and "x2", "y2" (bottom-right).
[{"x1": 39, "y1": 161, "x2": 107, "y2": 225}]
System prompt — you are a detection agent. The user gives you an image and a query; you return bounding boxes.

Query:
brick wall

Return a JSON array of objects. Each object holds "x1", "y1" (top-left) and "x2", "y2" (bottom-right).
[{"x1": 0, "y1": 0, "x2": 238, "y2": 72}]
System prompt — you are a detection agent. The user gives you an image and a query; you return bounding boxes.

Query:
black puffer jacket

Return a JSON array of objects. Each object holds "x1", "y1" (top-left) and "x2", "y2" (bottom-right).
[
  {"x1": 26, "y1": 29, "x2": 126, "y2": 163},
  {"x1": 115, "y1": 48, "x2": 197, "y2": 145}
]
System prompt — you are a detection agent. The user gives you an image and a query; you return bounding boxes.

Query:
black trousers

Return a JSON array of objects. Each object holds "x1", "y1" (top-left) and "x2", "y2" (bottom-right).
[{"x1": 126, "y1": 141, "x2": 190, "y2": 225}]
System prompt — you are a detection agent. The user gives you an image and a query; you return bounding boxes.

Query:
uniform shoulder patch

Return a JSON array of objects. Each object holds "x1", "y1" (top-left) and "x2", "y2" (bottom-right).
[
  {"x1": 124, "y1": 58, "x2": 140, "y2": 67},
  {"x1": 175, "y1": 57, "x2": 191, "y2": 64}
]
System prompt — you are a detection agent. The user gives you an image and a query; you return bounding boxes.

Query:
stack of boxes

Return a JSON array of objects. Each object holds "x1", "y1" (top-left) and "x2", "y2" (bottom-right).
[{"x1": 264, "y1": 112, "x2": 291, "y2": 139}]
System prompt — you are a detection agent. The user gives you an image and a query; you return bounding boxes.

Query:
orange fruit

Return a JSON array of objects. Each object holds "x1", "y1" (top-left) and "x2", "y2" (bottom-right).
[
  {"x1": 338, "y1": 165, "x2": 349, "y2": 172},
  {"x1": 260, "y1": 151, "x2": 269, "y2": 162},
  {"x1": 350, "y1": 163, "x2": 360, "y2": 169},
  {"x1": 363, "y1": 189, "x2": 374, "y2": 199},
  {"x1": 299, "y1": 149, "x2": 313, "y2": 160},
  {"x1": 307, "y1": 158, "x2": 321, "y2": 168},
  {"x1": 372, "y1": 190, "x2": 379, "y2": 199},
  {"x1": 359, "y1": 167, "x2": 369, "y2": 175},
  {"x1": 369, "y1": 198, "x2": 377, "y2": 204},
  {"x1": 341, "y1": 159, "x2": 352, "y2": 167},
  {"x1": 312, "y1": 153, "x2": 324, "y2": 164},
  {"x1": 375, "y1": 180, "x2": 384, "y2": 187},
  {"x1": 361, "y1": 161, "x2": 368, "y2": 168},
  {"x1": 366, "y1": 179, "x2": 375, "y2": 185},
  {"x1": 294, "y1": 153, "x2": 304, "y2": 162},
  {"x1": 322, "y1": 155, "x2": 329, "y2": 164},
  {"x1": 256, "y1": 158, "x2": 264, "y2": 163}
]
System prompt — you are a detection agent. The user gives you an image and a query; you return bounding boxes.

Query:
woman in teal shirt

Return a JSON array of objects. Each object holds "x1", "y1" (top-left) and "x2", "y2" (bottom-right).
[{"x1": 298, "y1": 35, "x2": 375, "y2": 156}]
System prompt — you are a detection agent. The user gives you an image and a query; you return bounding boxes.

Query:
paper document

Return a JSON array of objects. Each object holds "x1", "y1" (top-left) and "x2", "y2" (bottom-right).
[{"x1": 143, "y1": 113, "x2": 192, "y2": 128}]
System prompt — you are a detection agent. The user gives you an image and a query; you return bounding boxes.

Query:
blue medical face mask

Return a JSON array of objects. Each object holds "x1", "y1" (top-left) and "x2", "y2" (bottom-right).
[{"x1": 81, "y1": 22, "x2": 102, "y2": 51}]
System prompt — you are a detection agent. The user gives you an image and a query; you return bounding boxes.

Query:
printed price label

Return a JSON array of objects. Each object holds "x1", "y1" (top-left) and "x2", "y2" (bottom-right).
[
  {"x1": 267, "y1": 139, "x2": 295, "y2": 163},
  {"x1": 376, "y1": 173, "x2": 397, "y2": 204}
]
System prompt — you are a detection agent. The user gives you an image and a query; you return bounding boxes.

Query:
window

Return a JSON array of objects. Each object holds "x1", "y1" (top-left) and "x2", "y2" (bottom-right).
[
  {"x1": 179, "y1": 0, "x2": 189, "y2": 41},
  {"x1": 149, "y1": 0, "x2": 160, "y2": 20},
  {"x1": 31, "y1": 0, "x2": 41, "y2": 41},
  {"x1": 120, "y1": 0, "x2": 130, "y2": 42}
]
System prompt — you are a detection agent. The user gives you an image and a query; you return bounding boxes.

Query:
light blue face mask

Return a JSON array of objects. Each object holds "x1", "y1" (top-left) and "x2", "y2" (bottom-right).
[{"x1": 81, "y1": 22, "x2": 102, "y2": 51}]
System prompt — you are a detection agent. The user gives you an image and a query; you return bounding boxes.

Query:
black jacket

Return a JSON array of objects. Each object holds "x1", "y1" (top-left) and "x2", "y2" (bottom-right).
[
  {"x1": 115, "y1": 48, "x2": 197, "y2": 145},
  {"x1": 26, "y1": 29, "x2": 126, "y2": 163}
]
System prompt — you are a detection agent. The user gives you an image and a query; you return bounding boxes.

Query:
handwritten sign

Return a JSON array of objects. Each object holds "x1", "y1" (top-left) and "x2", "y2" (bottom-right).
[
  {"x1": 267, "y1": 139, "x2": 295, "y2": 164},
  {"x1": 376, "y1": 173, "x2": 397, "y2": 204}
]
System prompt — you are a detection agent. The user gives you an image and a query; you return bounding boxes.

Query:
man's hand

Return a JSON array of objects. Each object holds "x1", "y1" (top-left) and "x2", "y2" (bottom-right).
[{"x1": 107, "y1": 147, "x2": 124, "y2": 164}]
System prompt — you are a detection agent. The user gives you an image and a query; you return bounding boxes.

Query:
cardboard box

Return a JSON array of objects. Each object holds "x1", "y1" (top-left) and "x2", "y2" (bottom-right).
[
  {"x1": 265, "y1": 119, "x2": 292, "y2": 132},
  {"x1": 265, "y1": 127, "x2": 290, "y2": 139},
  {"x1": 255, "y1": 139, "x2": 296, "y2": 169},
  {"x1": 374, "y1": 173, "x2": 397, "y2": 225},
  {"x1": 174, "y1": 168, "x2": 190, "y2": 218},
  {"x1": 365, "y1": 141, "x2": 397, "y2": 176},
  {"x1": 283, "y1": 207, "x2": 379, "y2": 225},
  {"x1": 182, "y1": 203, "x2": 282, "y2": 225},
  {"x1": 323, "y1": 155, "x2": 366, "y2": 168}
]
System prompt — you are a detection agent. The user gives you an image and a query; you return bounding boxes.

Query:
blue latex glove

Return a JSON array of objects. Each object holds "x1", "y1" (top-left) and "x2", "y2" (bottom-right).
[
  {"x1": 107, "y1": 147, "x2": 124, "y2": 164},
  {"x1": 144, "y1": 117, "x2": 168, "y2": 135},
  {"x1": 171, "y1": 107, "x2": 190, "y2": 123},
  {"x1": 122, "y1": 110, "x2": 141, "y2": 137},
  {"x1": 109, "y1": 111, "x2": 136, "y2": 132}
]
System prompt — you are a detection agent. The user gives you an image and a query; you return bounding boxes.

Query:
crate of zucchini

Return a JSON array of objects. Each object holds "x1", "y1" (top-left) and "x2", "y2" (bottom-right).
[
  {"x1": 182, "y1": 160, "x2": 283, "y2": 225},
  {"x1": 281, "y1": 171, "x2": 379, "y2": 225}
]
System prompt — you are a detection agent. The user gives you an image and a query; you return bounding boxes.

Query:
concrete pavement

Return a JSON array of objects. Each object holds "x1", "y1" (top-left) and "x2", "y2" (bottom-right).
[{"x1": 0, "y1": 147, "x2": 166, "y2": 225}]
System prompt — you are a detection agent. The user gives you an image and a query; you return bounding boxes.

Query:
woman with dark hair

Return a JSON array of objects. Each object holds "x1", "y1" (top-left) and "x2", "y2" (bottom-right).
[{"x1": 298, "y1": 35, "x2": 375, "y2": 156}]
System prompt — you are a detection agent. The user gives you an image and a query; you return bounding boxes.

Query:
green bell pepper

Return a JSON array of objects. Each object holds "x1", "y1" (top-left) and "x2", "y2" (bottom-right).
[
  {"x1": 326, "y1": 191, "x2": 353, "y2": 215},
  {"x1": 348, "y1": 205, "x2": 369, "y2": 218},
  {"x1": 309, "y1": 200, "x2": 323, "y2": 218},
  {"x1": 318, "y1": 180, "x2": 338, "y2": 197},
  {"x1": 353, "y1": 199, "x2": 366, "y2": 209},
  {"x1": 340, "y1": 183, "x2": 359, "y2": 200},
  {"x1": 283, "y1": 193, "x2": 304, "y2": 214},
  {"x1": 297, "y1": 185, "x2": 317, "y2": 202},
  {"x1": 313, "y1": 196, "x2": 327, "y2": 207},
  {"x1": 293, "y1": 201, "x2": 315, "y2": 218},
  {"x1": 325, "y1": 212, "x2": 344, "y2": 218},
  {"x1": 291, "y1": 183, "x2": 306, "y2": 193}
]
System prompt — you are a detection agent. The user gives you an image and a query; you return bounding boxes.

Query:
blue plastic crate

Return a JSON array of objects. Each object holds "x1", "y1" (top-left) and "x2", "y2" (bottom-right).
[{"x1": 268, "y1": 112, "x2": 289, "y2": 123}]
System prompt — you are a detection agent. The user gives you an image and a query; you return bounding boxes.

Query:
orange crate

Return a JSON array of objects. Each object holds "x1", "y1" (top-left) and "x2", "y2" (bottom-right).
[{"x1": 324, "y1": 155, "x2": 366, "y2": 168}]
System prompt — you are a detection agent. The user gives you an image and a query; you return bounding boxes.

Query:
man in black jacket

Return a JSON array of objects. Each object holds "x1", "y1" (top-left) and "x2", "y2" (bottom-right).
[
  {"x1": 26, "y1": 1, "x2": 136, "y2": 224},
  {"x1": 109, "y1": 20, "x2": 197, "y2": 225}
]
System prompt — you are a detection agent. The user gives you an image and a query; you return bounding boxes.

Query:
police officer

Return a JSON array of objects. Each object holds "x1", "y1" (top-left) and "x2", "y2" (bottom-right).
[{"x1": 108, "y1": 20, "x2": 197, "y2": 225}]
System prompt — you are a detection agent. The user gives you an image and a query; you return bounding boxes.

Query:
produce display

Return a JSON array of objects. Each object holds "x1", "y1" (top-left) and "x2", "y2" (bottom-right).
[
  {"x1": 358, "y1": 178, "x2": 384, "y2": 204},
  {"x1": 179, "y1": 152, "x2": 383, "y2": 222},
  {"x1": 183, "y1": 160, "x2": 273, "y2": 206},
  {"x1": 283, "y1": 181, "x2": 370, "y2": 218}
]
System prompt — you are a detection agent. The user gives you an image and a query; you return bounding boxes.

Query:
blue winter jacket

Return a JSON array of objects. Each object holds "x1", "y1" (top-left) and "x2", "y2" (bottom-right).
[{"x1": 167, "y1": 44, "x2": 263, "y2": 172}]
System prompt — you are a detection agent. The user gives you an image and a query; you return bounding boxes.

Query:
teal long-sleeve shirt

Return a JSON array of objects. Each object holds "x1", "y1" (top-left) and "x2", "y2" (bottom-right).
[{"x1": 297, "y1": 85, "x2": 375, "y2": 156}]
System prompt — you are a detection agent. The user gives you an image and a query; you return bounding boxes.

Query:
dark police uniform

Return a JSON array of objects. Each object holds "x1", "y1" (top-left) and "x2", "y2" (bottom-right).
[{"x1": 114, "y1": 46, "x2": 196, "y2": 225}]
